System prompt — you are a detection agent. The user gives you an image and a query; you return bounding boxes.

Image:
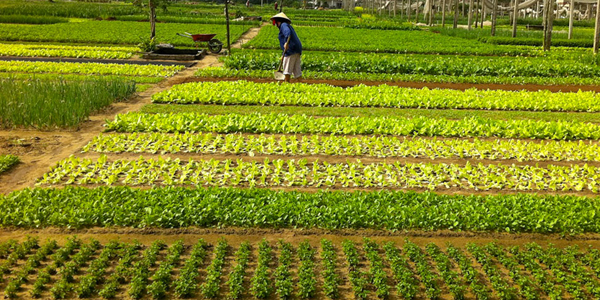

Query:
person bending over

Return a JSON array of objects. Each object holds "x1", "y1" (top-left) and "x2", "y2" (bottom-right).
[{"x1": 270, "y1": 12, "x2": 302, "y2": 82}]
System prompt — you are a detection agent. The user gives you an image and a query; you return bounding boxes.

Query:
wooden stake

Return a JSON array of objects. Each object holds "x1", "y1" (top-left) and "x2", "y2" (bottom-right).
[
  {"x1": 442, "y1": 0, "x2": 446, "y2": 26},
  {"x1": 415, "y1": 0, "x2": 420, "y2": 22},
  {"x1": 568, "y1": 0, "x2": 574, "y2": 39},
  {"x1": 474, "y1": 0, "x2": 479, "y2": 27},
  {"x1": 481, "y1": 1, "x2": 485, "y2": 27},
  {"x1": 468, "y1": 0, "x2": 473, "y2": 29},
  {"x1": 225, "y1": 0, "x2": 231, "y2": 55},
  {"x1": 512, "y1": 0, "x2": 519, "y2": 37},
  {"x1": 407, "y1": 0, "x2": 412, "y2": 21},
  {"x1": 428, "y1": 0, "x2": 434, "y2": 24},
  {"x1": 453, "y1": 0, "x2": 459, "y2": 28},
  {"x1": 542, "y1": 0, "x2": 553, "y2": 51},
  {"x1": 594, "y1": 0, "x2": 600, "y2": 53},
  {"x1": 491, "y1": 0, "x2": 498, "y2": 35}
]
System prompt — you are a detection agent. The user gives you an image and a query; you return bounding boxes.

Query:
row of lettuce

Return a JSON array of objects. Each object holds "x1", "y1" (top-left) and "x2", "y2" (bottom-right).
[
  {"x1": 85, "y1": 132, "x2": 600, "y2": 163},
  {"x1": 2, "y1": 236, "x2": 598, "y2": 299},
  {"x1": 0, "y1": 187, "x2": 598, "y2": 233},
  {"x1": 154, "y1": 80, "x2": 600, "y2": 112},
  {"x1": 197, "y1": 50, "x2": 600, "y2": 86},
  {"x1": 106, "y1": 112, "x2": 600, "y2": 140},
  {"x1": 37, "y1": 155, "x2": 600, "y2": 193}
]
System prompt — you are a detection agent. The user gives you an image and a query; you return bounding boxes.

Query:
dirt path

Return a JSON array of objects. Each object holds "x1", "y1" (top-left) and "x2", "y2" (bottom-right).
[
  {"x1": 0, "y1": 55, "x2": 221, "y2": 195},
  {"x1": 231, "y1": 22, "x2": 267, "y2": 49}
]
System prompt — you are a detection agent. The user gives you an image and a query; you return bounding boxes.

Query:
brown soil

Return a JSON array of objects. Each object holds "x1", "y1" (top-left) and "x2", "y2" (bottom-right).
[
  {"x1": 0, "y1": 55, "x2": 220, "y2": 195},
  {"x1": 2, "y1": 227, "x2": 599, "y2": 248},
  {"x1": 192, "y1": 76, "x2": 600, "y2": 92}
]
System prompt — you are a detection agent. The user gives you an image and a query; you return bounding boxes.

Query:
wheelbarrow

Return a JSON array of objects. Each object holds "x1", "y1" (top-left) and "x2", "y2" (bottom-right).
[{"x1": 176, "y1": 32, "x2": 223, "y2": 54}]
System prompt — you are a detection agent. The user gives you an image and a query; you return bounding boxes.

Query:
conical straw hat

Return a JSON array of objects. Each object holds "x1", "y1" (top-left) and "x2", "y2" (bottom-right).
[{"x1": 270, "y1": 12, "x2": 291, "y2": 23}]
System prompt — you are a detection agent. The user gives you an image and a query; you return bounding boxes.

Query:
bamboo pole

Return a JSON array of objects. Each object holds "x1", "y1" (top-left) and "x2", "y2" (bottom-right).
[
  {"x1": 401, "y1": 0, "x2": 404, "y2": 17},
  {"x1": 481, "y1": 1, "x2": 485, "y2": 27},
  {"x1": 407, "y1": 0, "x2": 412, "y2": 21},
  {"x1": 415, "y1": 0, "x2": 420, "y2": 22},
  {"x1": 491, "y1": 0, "x2": 497, "y2": 35},
  {"x1": 542, "y1": 0, "x2": 553, "y2": 51},
  {"x1": 512, "y1": 0, "x2": 518, "y2": 37},
  {"x1": 594, "y1": 0, "x2": 600, "y2": 53},
  {"x1": 468, "y1": 0, "x2": 474, "y2": 28},
  {"x1": 442, "y1": 0, "x2": 447, "y2": 25},
  {"x1": 568, "y1": 0, "x2": 574, "y2": 39},
  {"x1": 428, "y1": 0, "x2": 434, "y2": 24},
  {"x1": 474, "y1": 0, "x2": 479, "y2": 27},
  {"x1": 453, "y1": 0, "x2": 459, "y2": 27},
  {"x1": 225, "y1": 0, "x2": 231, "y2": 55}
]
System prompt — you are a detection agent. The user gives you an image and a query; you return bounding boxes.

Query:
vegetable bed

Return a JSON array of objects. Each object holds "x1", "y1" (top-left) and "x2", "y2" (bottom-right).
[{"x1": 0, "y1": 237, "x2": 598, "y2": 299}]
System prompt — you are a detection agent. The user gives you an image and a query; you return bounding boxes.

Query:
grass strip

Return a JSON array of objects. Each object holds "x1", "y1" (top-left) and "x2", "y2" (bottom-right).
[
  {"x1": 0, "y1": 78, "x2": 136, "y2": 129},
  {"x1": 106, "y1": 112, "x2": 600, "y2": 141}
]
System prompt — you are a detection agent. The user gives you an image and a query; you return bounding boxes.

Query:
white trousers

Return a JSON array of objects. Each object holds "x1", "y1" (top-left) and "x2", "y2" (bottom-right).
[{"x1": 282, "y1": 53, "x2": 302, "y2": 78}]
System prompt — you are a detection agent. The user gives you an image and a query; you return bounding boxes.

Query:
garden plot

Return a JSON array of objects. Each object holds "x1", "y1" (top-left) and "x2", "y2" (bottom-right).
[{"x1": 0, "y1": 236, "x2": 600, "y2": 299}]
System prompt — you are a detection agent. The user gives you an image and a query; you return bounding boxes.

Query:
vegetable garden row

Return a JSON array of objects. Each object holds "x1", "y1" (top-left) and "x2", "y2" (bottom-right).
[
  {"x1": 1, "y1": 237, "x2": 600, "y2": 299},
  {"x1": 153, "y1": 80, "x2": 600, "y2": 112},
  {"x1": 37, "y1": 155, "x2": 600, "y2": 192},
  {"x1": 0, "y1": 22, "x2": 252, "y2": 47},
  {"x1": 0, "y1": 43, "x2": 138, "y2": 59},
  {"x1": 196, "y1": 49, "x2": 600, "y2": 86},
  {"x1": 85, "y1": 132, "x2": 600, "y2": 162},
  {"x1": 2, "y1": 187, "x2": 598, "y2": 232},
  {"x1": 0, "y1": 60, "x2": 183, "y2": 77},
  {"x1": 104, "y1": 112, "x2": 600, "y2": 140}
]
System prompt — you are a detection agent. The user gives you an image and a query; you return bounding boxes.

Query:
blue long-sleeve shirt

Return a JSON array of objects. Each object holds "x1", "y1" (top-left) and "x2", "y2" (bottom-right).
[{"x1": 278, "y1": 22, "x2": 302, "y2": 57}]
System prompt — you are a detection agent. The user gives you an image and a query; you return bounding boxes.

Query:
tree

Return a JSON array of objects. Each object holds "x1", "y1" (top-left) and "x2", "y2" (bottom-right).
[{"x1": 133, "y1": 0, "x2": 169, "y2": 40}]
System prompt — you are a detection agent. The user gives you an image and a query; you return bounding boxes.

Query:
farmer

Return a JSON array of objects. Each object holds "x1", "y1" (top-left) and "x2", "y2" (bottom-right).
[
  {"x1": 270, "y1": 12, "x2": 302, "y2": 82},
  {"x1": 274, "y1": 1, "x2": 278, "y2": 10}
]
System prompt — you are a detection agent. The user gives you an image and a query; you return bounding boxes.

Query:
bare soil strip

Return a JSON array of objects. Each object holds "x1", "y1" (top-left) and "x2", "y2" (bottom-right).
[{"x1": 1, "y1": 227, "x2": 599, "y2": 247}]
